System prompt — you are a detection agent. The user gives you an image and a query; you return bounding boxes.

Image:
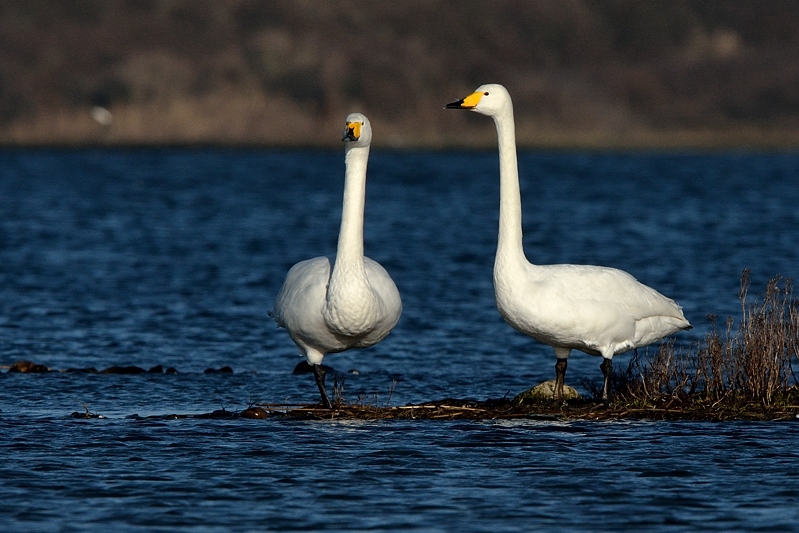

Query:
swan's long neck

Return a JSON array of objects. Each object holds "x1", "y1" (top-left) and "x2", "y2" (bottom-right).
[
  {"x1": 334, "y1": 143, "x2": 369, "y2": 267},
  {"x1": 493, "y1": 106, "x2": 528, "y2": 272},
  {"x1": 324, "y1": 142, "x2": 379, "y2": 336}
]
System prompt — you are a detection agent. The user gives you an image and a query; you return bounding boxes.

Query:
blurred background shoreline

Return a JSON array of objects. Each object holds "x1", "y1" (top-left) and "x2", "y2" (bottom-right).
[{"x1": 2, "y1": 0, "x2": 799, "y2": 149}]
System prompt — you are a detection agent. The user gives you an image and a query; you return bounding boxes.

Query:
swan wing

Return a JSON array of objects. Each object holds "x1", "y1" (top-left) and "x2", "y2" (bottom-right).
[
  {"x1": 560, "y1": 265, "x2": 691, "y2": 348},
  {"x1": 503, "y1": 264, "x2": 689, "y2": 354},
  {"x1": 360, "y1": 257, "x2": 403, "y2": 344},
  {"x1": 273, "y1": 256, "x2": 330, "y2": 329},
  {"x1": 535, "y1": 264, "x2": 687, "y2": 320},
  {"x1": 273, "y1": 256, "x2": 351, "y2": 355}
]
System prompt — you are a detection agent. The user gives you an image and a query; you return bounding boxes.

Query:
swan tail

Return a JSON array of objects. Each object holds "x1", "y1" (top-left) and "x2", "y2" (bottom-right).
[{"x1": 634, "y1": 315, "x2": 692, "y2": 346}]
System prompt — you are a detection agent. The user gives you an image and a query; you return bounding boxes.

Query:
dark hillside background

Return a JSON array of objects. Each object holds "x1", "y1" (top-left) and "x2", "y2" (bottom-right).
[{"x1": 2, "y1": 0, "x2": 799, "y2": 148}]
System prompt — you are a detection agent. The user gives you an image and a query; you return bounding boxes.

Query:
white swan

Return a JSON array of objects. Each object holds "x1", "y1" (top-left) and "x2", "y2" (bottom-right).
[
  {"x1": 272, "y1": 113, "x2": 402, "y2": 408},
  {"x1": 445, "y1": 84, "x2": 691, "y2": 401}
]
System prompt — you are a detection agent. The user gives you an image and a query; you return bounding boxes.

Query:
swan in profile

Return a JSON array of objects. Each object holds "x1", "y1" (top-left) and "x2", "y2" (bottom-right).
[
  {"x1": 445, "y1": 84, "x2": 691, "y2": 401},
  {"x1": 272, "y1": 113, "x2": 402, "y2": 408}
]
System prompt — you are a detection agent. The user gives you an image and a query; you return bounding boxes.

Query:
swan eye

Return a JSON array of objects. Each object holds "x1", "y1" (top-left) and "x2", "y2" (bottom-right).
[{"x1": 484, "y1": 92, "x2": 489, "y2": 95}]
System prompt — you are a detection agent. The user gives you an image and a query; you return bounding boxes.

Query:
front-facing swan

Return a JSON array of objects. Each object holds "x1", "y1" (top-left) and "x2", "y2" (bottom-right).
[
  {"x1": 272, "y1": 113, "x2": 402, "y2": 408},
  {"x1": 445, "y1": 84, "x2": 691, "y2": 401}
]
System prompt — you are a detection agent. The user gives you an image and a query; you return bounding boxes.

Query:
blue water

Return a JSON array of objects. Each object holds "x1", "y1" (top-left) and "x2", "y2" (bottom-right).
[{"x1": 1, "y1": 149, "x2": 798, "y2": 531}]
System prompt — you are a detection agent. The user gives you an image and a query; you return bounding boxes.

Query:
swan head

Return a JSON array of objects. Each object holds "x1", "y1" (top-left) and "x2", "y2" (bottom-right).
[
  {"x1": 444, "y1": 84, "x2": 511, "y2": 117},
  {"x1": 342, "y1": 112, "x2": 372, "y2": 146}
]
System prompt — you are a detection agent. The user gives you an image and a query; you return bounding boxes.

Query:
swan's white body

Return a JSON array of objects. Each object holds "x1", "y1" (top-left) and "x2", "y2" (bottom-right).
[
  {"x1": 275, "y1": 256, "x2": 401, "y2": 363},
  {"x1": 446, "y1": 84, "x2": 691, "y2": 400},
  {"x1": 272, "y1": 113, "x2": 402, "y2": 406}
]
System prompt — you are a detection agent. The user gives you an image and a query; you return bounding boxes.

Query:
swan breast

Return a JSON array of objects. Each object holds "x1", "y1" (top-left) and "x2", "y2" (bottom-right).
[
  {"x1": 273, "y1": 255, "x2": 401, "y2": 354},
  {"x1": 351, "y1": 256, "x2": 402, "y2": 345},
  {"x1": 323, "y1": 256, "x2": 402, "y2": 343}
]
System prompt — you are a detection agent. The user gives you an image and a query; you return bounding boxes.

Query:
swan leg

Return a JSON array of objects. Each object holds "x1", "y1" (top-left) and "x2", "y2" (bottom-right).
[
  {"x1": 312, "y1": 364, "x2": 333, "y2": 408},
  {"x1": 600, "y1": 358, "x2": 612, "y2": 402},
  {"x1": 554, "y1": 358, "x2": 568, "y2": 400},
  {"x1": 552, "y1": 347, "x2": 571, "y2": 400}
]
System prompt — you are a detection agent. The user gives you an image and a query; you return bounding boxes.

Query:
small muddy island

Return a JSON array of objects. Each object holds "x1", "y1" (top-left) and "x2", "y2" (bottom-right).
[{"x1": 101, "y1": 391, "x2": 799, "y2": 422}]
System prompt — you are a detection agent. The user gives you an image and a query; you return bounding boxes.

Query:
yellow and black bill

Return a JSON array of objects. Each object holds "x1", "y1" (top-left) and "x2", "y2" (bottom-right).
[
  {"x1": 444, "y1": 91, "x2": 484, "y2": 109},
  {"x1": 342, "y1": 121, "x2": 362, "y2": 141}
]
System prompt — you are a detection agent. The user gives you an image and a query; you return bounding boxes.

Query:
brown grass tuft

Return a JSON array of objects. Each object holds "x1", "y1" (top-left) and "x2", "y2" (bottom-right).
[{"x1": 616, "y1": 270, "x2": 798, "y2": 408}]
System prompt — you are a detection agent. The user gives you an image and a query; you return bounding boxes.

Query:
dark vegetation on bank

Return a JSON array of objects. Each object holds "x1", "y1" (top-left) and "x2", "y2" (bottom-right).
[
  {"x1": 11, "y1": 271, "x2": 799, "y2": 422},
  {"x1": 3, "y1": 1, "x2": 799, "y2": 148}
]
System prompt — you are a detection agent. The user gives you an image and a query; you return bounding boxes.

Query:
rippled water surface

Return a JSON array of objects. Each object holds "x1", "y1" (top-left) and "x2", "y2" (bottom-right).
[{"x1": 1, "y1": 149, "x2": 799, "y2": 531}]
